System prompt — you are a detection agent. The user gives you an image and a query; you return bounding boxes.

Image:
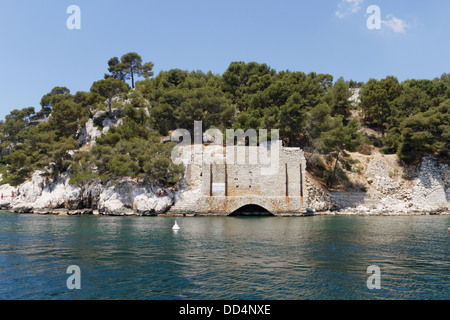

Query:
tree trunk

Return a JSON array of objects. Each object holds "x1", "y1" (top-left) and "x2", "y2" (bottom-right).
[
  {"x1": 108, "y1": 98, "x2": 112, "y2": 114},
  {"x1": 333, "y1": 151, "x2": 340, "y2": 176}
]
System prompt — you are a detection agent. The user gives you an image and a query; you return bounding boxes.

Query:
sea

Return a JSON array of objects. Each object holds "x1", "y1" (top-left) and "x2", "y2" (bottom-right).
[{"x1": 0, "y1": 211, "x2": 448, "y2": 300}]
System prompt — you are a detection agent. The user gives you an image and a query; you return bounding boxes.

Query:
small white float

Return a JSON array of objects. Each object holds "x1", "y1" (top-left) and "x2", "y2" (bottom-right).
[{"x1": 172, "y1": 220, "x2": 180, "y2": 230}]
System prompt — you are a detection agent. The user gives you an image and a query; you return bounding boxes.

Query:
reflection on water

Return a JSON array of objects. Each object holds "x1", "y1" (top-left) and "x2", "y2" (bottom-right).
[{"x1": 0, "y1": 212, "x2": 448, "y2": 300}]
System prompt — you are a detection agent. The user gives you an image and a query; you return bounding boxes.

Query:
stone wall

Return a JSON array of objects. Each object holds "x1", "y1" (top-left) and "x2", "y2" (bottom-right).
[{"x1": 169, "y1": 142, "x2": 308, "y2": 215}]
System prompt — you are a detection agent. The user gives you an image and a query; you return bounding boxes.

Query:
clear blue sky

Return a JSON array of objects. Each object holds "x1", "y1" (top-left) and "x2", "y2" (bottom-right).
[{"x1": 1, "y1": 0, "x2": 449, "y2": 120}]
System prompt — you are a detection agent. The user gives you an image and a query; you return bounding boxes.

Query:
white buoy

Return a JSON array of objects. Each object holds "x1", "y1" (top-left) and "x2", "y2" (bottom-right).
[{"x1": 172, "y1": 220, "x2": 180, "y2": 230}]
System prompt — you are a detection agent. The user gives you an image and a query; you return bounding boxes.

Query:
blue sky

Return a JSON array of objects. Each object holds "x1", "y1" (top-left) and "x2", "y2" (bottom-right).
[{"x1": 1, "y1": 0, "x2": 450, "y2": 120}]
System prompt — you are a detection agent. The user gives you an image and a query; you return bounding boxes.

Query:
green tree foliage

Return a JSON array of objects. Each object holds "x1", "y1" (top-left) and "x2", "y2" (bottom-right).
[
  {"x1": 319, "y1": 118, "x2": 362, "y2": 173},
  {"x1": 73, "y1": 91, "x2": 104, "y2": 117},
  {"x1": 105, "y1": 57, "x2": 126, "y2": 82},
  {"x1": 105, "y1": 52, "x2": 154, "y2": 88},
  {"x1": 381, "y1": 85, "x2": 432, "y2": 153},
  {"x1": 90, "y1": 78, "x2": 130, "y2": 113},
  {"x1": 0, "y1": 88, "x2": 89, "y2": 185},
  {"x1": 402, "y1": 78, "x2": 450, "y2": 107},
  {"x1": 360, "y1": 76, "x2": 402, "y2": 136},
  {"x1": 72, "y1": 117, "x2": 185, "y2": 186},
  {"x1": 1, "y1": 56, "x2": 448, "y2": 189},
  {"x1": 38, "y1": 86, "x2": 72, "y2": 118},
  {"x1": 0, "y1": 107, "x2": 35, "y2": 144},
  {"x1": 222, "y1": 61, "x2": 275, "y2": 105},
  {"x1": 359, "y1": 73, "x2": 449, "y2": 160},
  {"x1": 279, "y1": 93, "x2": 306, "y2": 145},
  {"x1": 163, "y1": 69, "x2": 189, "y2": 87},
  {"x1": 305, "y1": 102, "x2": 362, "y2": 178},
  {"x1": 397, "y1": 100, "x2": 450, "y2": 161},
  {"x1": 329, "y1": 77, "x2": 352, "y2": 118},
  {"x1": 220, "y1": 62, "x2": 336, "y2": 147},
  {"x1": 51, "y1": 100, "x2": 89, "y2": 138},
  {"x1": 304, "y1": 103, "x2": 334, "y2": 147},
  {"x1": 147, "y1": 74, "x2": 235, "y2": 135}
]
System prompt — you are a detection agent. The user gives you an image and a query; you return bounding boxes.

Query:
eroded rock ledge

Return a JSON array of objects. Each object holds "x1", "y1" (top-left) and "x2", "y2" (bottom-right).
[
  {"x1": 306, "y1": 154, "x2": 449, "y2": 215},
  {"x1": 0, "y1": 171, "x2": 174, "y2": 216}
]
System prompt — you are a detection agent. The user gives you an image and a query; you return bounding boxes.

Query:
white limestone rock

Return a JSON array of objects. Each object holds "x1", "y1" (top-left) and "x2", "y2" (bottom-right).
[
  {"x1": 11, "y1": 172, "x2": 80, "y2": 210},
  {"x1": 0, "y1": 184, "x2": 18, "y2": 207},
  {"x1": 98, "y1": 180, "x2": 174, "y2": 215}
]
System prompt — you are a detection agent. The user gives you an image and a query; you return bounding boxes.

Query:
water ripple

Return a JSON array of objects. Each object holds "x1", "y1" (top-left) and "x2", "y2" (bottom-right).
[{"x1": 0, "y1": 213, "x2": 449, "y2": 300}]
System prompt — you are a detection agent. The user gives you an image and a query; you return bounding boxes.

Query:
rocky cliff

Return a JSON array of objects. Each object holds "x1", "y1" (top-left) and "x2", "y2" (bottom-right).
[
  {"x1": 0, "y1": 170, "x2": 174, "y2": 216},
  {"x1": 0, "y1": 110, "x2": 175, "y2": 216},
  {"x1": 0, "y1": 152, "x2": 448, "y2": 216},
  {"x1": 0, "y1": 109, "x2": 448, "y2": 216},
  {"x1": 306, "y1": 153, "x2": 449, "y2": 215}
]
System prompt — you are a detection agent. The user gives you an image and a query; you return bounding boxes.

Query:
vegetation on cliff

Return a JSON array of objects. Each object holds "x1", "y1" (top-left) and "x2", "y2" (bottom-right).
[{"x1": 0, "y1": 52, "x2": 448, "y2": 187}]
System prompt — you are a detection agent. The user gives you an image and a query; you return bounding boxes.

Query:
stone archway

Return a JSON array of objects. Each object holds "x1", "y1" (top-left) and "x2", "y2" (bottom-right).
[{"x1": 229, "y1": 204, "x2": 274, "y2": 216}]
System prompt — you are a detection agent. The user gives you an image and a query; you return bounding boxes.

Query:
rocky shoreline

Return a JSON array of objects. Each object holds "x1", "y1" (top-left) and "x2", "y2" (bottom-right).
[
  {"x1": 0, "y1": 170, "x2": 175, "y2": 217},
  {"x1": 0, "y1": 152, "x2": 448, "y2": 217},
  {"x1": 314, "y1": 209, "x2": 449, "y2": 216},
  {"x1": 2, "y1": 206, "x2": 448, "y2": 217},
  {"x1": 305, "y1": 154, "x2": 449, "y2": 215}
]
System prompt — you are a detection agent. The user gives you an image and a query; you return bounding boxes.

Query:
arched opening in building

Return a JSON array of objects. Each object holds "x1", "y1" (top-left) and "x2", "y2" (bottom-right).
[{"x1": 229, "y1": 204, "x2": 274, "y2": 217}]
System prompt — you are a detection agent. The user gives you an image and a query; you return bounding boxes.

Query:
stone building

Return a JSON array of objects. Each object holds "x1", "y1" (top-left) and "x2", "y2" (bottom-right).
[{"x1": 170, "y1": 141, "x2": 308, "y2": 215}]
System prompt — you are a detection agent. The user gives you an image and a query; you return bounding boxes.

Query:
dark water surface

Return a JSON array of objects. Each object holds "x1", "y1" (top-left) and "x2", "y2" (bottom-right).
[{"x1": 0, "y1": 212, "x2": 448, "y2": 300}]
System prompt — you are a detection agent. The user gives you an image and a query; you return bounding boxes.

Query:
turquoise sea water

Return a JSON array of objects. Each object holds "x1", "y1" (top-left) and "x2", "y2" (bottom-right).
[{"x1": 0, "y1": 212, "x2": 448, "y2": 300}]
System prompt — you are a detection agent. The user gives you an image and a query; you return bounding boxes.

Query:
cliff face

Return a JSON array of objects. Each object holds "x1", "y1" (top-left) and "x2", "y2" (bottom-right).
[
  {"x1": 306, "y1": 153, "x2": 449, "y2": 214},
  {"x1": 0, "y1": 151, "x2": 448, "y2": 216},
  {"x1": 0, "y1": 171, "x2": 174, "y2": 215},
  {"x1": 0, "y1": 110, "x2": 177, "y2": 216},
  {"x1": 0, "y1": 113, "x2": 448, "y2": 216}
]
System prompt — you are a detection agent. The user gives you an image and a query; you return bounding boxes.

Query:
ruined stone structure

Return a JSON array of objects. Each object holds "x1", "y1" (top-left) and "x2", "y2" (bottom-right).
[{"x1": 169, "y1": 141, "x2": 308, "y2": 215}]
